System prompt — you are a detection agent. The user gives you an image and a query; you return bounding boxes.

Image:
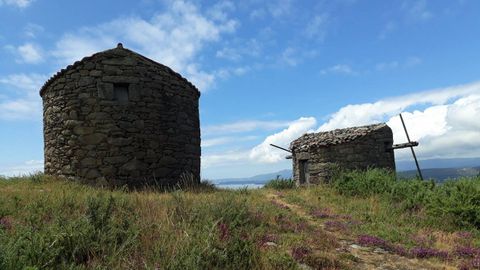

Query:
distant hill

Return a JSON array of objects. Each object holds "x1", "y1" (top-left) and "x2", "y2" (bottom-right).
[
  {"x1": 396, "y1": 157, "x2": 480, "y2": 171},
  {"x1": 397, "y1": 167, "x2": 480, "y2": 181},
  {"x1": 211, "y1": 157, "x2": 480, "y2": 186},
  {"x1": 211, "y1": 169, "x2": 292, "y2": 186}
]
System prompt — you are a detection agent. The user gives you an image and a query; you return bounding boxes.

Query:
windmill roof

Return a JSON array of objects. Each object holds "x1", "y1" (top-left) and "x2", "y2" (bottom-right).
[
  {"x1": 290, "y1": 123, "x2": 389, "y2": 151},
  {"x1": 39, "y1": 43, "x2": 199, "y2": 97}
]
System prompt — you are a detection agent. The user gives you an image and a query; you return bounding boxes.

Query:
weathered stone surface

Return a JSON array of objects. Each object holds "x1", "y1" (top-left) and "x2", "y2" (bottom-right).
[
  {"x1": 40, "y1": 44, "x2": 200, "y2": 187},
  {"x1": 90, "y1": 70, "x2": 102, "y2": 77},
  {"x1": 107, "y1": 137, "x2": 132, "y2": 146},
  {"x1": 73, "y1": 126, "x2": 95, "y2": 135},
  {"x1": 105, "y1": 156, "x2": 129, "y2": 164},
  {"x1": 97, "y1": 82, "x2": 114, "y2": 99},
  {"x1": 80, "y1": 133, "x2": 106, "y2": 145},
  {"x1": 80, "y1": 157, "x2": 96, "y2": 167}
]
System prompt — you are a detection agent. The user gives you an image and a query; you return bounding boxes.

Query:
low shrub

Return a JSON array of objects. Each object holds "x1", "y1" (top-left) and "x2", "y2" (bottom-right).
[
  {"x1": 332, "y1": 169, "x2": 480, "y2": 229},
  {"x1": 389, "y1": 179, "x2": 435, "y2": 211},
  {"x1": 427, "y1": 177, "x2": 480, "y2": 228},
  {"x1": 332, "y1": 168, "x2": 396, "y2": 197},
  {"x1": 265, "y1": 176, "x2": 296, "y2": 190}
]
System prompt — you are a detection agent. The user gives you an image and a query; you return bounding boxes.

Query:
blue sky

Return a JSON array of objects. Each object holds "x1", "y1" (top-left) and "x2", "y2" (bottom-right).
[{"x1": 1, "y1": 0, "x2": 480, "y2": 179}]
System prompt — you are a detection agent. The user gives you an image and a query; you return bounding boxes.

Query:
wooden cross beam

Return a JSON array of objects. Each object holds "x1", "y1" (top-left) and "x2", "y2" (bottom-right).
[{"x1": 389, "y1": 141, "x2": 419, "y2": 150}]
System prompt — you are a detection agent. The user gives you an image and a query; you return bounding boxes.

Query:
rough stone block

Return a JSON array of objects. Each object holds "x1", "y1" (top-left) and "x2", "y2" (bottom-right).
[{"x1": 97, "y1": 82, "x2": 114, "y2": 100}]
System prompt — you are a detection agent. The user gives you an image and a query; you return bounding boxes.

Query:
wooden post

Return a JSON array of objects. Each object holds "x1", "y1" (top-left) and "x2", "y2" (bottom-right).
[
  {"x1": 399, "y1": 113, "x2": 423, "y2": 180},
  {"x1": 269, "y1": 144, "x2": 292, "y2": 153}
]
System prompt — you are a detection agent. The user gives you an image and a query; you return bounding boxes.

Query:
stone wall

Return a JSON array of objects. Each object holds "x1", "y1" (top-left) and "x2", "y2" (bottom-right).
[
  {"x1": 40, "y1": 45, "x2": 200, "y2": 187},
  {"x1": 292, "y1": 126, "x2": 395, "y2": 185}
]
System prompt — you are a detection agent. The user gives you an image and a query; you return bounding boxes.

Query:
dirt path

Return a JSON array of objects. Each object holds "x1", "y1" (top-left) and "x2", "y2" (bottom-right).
[{"x1": 267, "y1": 192, "x2": 456, "y2": 270}]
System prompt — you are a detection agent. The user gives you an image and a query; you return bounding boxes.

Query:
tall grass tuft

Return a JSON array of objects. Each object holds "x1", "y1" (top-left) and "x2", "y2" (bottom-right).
[
  {"x1": 264, "y1": 176, "x2": 296, "y2": 190},
  {"x1": 330, "y1": 168, "x2": 480, "y2": 229}
]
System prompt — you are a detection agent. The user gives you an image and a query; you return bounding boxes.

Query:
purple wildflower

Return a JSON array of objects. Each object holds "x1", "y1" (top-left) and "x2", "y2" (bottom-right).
[
  {"x1": 410, "y1": 247, "x2": 449, "y2": 260},
  {"x1": 259, "y1": 234, "x2": 278, "y2": 245},
  {"x1": 0, "y1": 216, "x2": 12, "y2": 230},
  {"x1": 457, "y1": 231, "x2": 474, "y2": 239},
  {"x1": 392, "y1": 245, "x2": 409, "y2": 257},
  {"x1": 295, "y1": 221, "x2": 309, "y2": 232},
  {"x1": 217, "y1": 222, "x2": 230, "y2": 241},
  {"x1": 357, "y1": 235, "x2": 402, "y2": 254},
  {"x1": 310, "y1": 209, "x2": 334, "y2": 219},
  {"x1": 410, "y1": 234, "x2": 435, "y2": 247},
  {"x1": 291, "y1": 246, "x2": 311, "y2": 261},
  {"x1": 324, "y1": 220, "x2": 348, "y2": 231},
  {"x1": 358, "y1": 235, "x2": 389, "y2": 248},
  {"x1": 456, "y1": 246, "x2": 480, "y2": 258}
]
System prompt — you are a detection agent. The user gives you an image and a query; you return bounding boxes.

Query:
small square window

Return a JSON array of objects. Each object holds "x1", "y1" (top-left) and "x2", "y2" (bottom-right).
[{"x1": 114, "y1": 83, "x2": 129, "y2": 104}]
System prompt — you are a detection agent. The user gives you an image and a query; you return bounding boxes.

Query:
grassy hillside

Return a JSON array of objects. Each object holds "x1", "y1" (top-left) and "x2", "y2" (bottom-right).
[{"x1": 0, "y1": 171, "x2": 479, "y2": 269}]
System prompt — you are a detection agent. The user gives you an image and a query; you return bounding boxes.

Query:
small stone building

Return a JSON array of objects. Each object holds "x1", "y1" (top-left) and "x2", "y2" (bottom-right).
[
  {"x1": 40, "y1": 43, "x2": 200, "y2": 187},
  {"x1": 289, "y1": 123, "x2": 395, "y2": 185}
]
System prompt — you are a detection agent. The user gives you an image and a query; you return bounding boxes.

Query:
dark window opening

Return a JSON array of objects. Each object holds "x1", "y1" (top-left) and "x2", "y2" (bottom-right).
[
  {"x1": 114, "y1": 83, "x2": 129, "y2": 104},
  {"x1": 299, "y1": 160, "x2": 309, "y2": 184}
]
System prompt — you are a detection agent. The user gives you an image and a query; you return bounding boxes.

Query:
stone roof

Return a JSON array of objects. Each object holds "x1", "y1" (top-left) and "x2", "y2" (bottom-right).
[
  {"x1": 39, "y1": 43, "x2": 199, "y2": 97},
  {"x1": 290, "y1": 123, "x2": 388, "y2": 151}
]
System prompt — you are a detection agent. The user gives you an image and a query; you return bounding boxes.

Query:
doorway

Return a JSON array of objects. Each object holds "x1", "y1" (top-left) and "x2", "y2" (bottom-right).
[{"x1": 299, "y1": 160, "x2": 309, "y2": 184}]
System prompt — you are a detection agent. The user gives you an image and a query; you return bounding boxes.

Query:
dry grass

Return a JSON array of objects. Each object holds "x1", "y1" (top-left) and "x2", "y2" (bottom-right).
[{"x1": 0, "y1": 173, "x2": 479, "y2": 269}]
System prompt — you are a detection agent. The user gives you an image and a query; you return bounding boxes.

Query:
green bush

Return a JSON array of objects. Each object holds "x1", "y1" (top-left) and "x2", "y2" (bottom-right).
[
  {"x1": 332, "y1": 168, "x2": 396, "y2": 197},
  {"x1": 331, "y1": 169, "x2": 480, "y2": 229},
  {"x1": 389, "y1": 179, "x2": 435, "y2": 211},
  {"x1": 264, "y1": 176, "x2": 296, "y2": 190},
  {"x1": 427, "y1": 177, "x2": 480, "y2": 228}
]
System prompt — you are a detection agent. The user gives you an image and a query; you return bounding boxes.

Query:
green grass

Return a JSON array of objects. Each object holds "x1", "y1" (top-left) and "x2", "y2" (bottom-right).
[
  {"x1": 264, "y1": 176, "x2": 296, "y2": 190},
  {"x1": 1, "y1": 171, "x2": 479, "y2": 269}
]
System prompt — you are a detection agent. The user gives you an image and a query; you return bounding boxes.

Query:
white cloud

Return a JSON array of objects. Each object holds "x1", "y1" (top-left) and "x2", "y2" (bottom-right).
[
  {"x1": 216, "y1": 66, "x2": 250, "y2": 80},
  {"x1": 202, "y1": 135, "x2": 258, "y2": 148},
  {"x1": 379, "y1": 21, "x2": 397, "y2": 39},
  {"x1": 403, "y1": 0, "x2": 433, "y2": 21},
  {"x1": 317, "y1": 81, "x2": 480, "y2": 161},
  {"x1": 249, "y1": 117, "x2": 317, "y2": 163},
  {"x1": 376, "y1": 56, "x2": 422, "y2": 71},
  {"x1": 405, "y1": 56, "x2": 422, "y2": 67},
  {"x1": 268, "y1": 0, "x2": 293, "y2": 18},
  {"x1": 16, "y1": 43, "x2": 43, "y2": 63},
  {"x1": 0, "y1": 73, "x2": 45, "y2": 96},
  {"x1": 0, "y1": 73, "x2": 46, "y2": 120},
  {"x1": 215, "y1": 39, "x2": 261, "y2": 62},
  {"x1": 203, "y1": 119, "x2": 291, "y2": 135},
  {"x1": 207, "y1": 0, "x2": 235, "y2": 22},
  {"x1": 304, "y1": 14, "x2": 329, "y2": 41},
  {"x1": 51, "y1": 0, "x2": 238, "y2": 91},
  {"x1": 0, "y1": 160, "x2": 43, "y2": 177},
  {"x1": 23, "y1": 23, "x2": 44, "y2": 38},
  {"x1": 318, "y1": 81, "x2": 480, "y2": 131},
  {"x1": 320, "y1": 64, "x2": 357, "y2": 76},
  {"x1": 375, "y1": 61, "x2": 399, "y2": 71},
  {"x1": 202, "y1": 117, "x2": 316, "y2": 168},
  {"x1": 0, "y1": 0, "x2": 34, "y2": 8},
  {"x1": 280, "y1": 47, "x2": 298, "y2": 67},
  {"x1": 202, "y1": 150, "x2": 250, "y2": 168}
]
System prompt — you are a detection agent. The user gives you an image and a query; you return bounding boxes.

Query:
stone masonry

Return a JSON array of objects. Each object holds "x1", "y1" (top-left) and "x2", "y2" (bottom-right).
[
  {"x1": 290, "y1": 123, "x2": 395, "y2": 185},
  {"x1": 40, "y1": 43, "x2": 200, "y2": 187}
]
